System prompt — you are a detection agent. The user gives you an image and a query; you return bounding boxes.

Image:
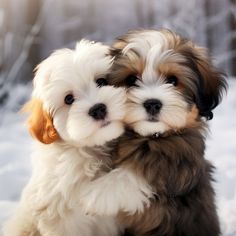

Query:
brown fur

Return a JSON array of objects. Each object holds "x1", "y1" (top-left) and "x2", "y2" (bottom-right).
[
  {"x1": 108, "y1": 29, "x2": 227, "y2": 236},
  {"x1": 22, "y1": 99, "x2": 59, "y2": 144},
  {"x1": 113, "y1": 126, "x2": 220, "y2": 236}
]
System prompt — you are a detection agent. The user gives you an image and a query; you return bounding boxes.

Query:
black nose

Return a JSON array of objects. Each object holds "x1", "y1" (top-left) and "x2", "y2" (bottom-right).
[
  {"x1": 143, "y1": 99, "x2": 162, "y2": 116},
  {"x1": 88, "y1": 103, "x2": 107, "y2": 120}
]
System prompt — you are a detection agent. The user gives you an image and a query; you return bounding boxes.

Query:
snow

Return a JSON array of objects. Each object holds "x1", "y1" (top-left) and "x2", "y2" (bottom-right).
[
  {"x1": 0, "y1": 79, "x2": 236, "y2": 235},
  {"x1": 206, "y1": 78, "x2": 236, "y2": 236}
]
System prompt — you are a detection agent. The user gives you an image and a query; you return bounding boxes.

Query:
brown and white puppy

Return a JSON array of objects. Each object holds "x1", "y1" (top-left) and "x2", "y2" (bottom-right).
[
  {"x1": 108, "y1": 29, "x2": 227, "y2": 236},
  {"x1": 81, "y1": 29, "x2": 227, "y2": 236}
]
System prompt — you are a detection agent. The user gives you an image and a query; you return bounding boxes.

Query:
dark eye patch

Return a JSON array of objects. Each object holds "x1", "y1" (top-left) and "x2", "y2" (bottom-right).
[
  {"x1": 96, "y1": 78, "x2": 108, "y2": 87},
  {"x1": 125, "y1": 75, "x2": 139, "y2": 87},
  {"x1": 166, "y1": 75, "x2": 178, "y2": 86}
]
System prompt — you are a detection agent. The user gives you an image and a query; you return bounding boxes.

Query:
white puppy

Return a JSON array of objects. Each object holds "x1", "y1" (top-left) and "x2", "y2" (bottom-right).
[{"x1": 3, "y1": 40, "x2": 126, "y2": 236}]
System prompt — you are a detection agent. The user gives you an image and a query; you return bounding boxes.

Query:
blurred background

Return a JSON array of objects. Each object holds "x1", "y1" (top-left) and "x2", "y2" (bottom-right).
[
  {"x1": 0, "y1": 0, "x2": 236, "y2": 105},
  {"x1": 0, "y1": 0, "x2": 236, "y2": 235}
]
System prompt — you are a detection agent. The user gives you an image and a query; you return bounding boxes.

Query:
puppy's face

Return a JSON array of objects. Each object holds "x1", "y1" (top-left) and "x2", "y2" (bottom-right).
[
  {"x1": 109, "y1": 30, "x2": 227, "y2": 136},
  {"x1": 24, "y1": 40, "x2": 126, "y2": 146}
]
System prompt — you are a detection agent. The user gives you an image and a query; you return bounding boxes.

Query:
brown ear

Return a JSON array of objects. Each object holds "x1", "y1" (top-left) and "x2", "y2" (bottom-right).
[
  {"x1": 22, "y1": 99, "x2": 59, "y2": 144},
  {"x1": 186, "y1": 46, "x2": 227, "y2": 120},
  {"x1": 195, "y1": 49, "x2": 227, "y2": 120}
]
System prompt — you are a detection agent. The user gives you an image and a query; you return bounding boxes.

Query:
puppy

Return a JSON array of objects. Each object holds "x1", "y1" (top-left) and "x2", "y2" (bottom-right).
[
  {"x1": 81, "y1": 30, "x2": 227, "y2": 236},
  {"x1": 3, "y1": 40, "x2": 126, "y2": 236}
]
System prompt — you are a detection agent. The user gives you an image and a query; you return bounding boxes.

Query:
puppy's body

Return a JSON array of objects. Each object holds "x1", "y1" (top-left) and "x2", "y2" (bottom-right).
[
  {"x1": 81, "y1": 30, "x2": 226, "y2": 236},
  {"x1": 3, "y1": 40, "x2": 126, "y2": 236},
  {"x1": 114, "y1": 127, "x2": 219, "y2": 236},
  {"x1": 108, "y1": 29, "x2": 226, "y2": 236}
]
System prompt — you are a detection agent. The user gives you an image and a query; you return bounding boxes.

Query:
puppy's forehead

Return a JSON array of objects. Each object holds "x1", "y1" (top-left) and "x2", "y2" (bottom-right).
[
  {"x1": 33, "y1": 41, "x2": 112, "y2": 96},
  {"x1": 122, "y1": 30, "x2": 169, "y2": 58},
  {"x1": 118, "y1": 30, "x2": 188, "y2": 81},
  {"x1": 74, "y1": 40, "x2": 112, "y2": 79},
  {"x1": 54, "y1": 41, "x2": 111, "y2": 83},
  {"x1": 122, "y1": 31, "x2": 183, "y2": 63}
]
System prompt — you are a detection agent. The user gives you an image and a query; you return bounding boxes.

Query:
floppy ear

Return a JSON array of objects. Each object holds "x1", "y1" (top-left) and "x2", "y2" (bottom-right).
[
  {"x1": 192, "y1": 47, "x2": 227, "y2": 120},
  {"x1": 22, "y1": 99, "x2": 59, "y2": 144}
]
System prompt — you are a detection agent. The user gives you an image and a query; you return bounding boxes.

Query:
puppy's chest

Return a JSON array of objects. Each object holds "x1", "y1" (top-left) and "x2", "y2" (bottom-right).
[
  {"x1": 34, "y1": 146, "x2": 113, "y2": 208},
  {"x1": 113, "y1": 134, "x2": 205, "y2": 195},
  {"x1": 115, "y1": 134, "x2": 208, "y2": 234}
]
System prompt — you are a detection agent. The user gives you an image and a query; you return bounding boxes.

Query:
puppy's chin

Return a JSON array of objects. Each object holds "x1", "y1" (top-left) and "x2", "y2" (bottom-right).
[
  {"x1": 130, "y1": 120, "x2": 169, "y2": 137},
  {"x1": 127, "y1": 111, "x2": 188, "y2": 137},
  {"x1": 73, "y1": 121, "x2": 124, "y2": 147}
]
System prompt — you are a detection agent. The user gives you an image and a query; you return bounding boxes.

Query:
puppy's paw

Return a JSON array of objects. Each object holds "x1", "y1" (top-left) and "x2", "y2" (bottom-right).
[{"x1": 80, "y1": 169, "x2": 153, "y2": 216}]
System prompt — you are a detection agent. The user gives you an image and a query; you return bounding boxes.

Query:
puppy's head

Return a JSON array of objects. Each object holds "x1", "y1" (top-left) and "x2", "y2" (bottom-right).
[
  {"x1": 109, "y1": 29, "x2": 227, "y2": 136},
  {"x1": 23, "y1": 40, "x2": 126, "y2": 146}
]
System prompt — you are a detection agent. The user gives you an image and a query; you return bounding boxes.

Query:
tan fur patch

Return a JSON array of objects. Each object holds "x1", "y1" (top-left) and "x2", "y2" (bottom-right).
[
  {"x1": 112, "y1": 40, "x2": 128, "y2": 51},
  {"x1": 186, "y1": 105, "x2": 199, "y2": 127},
  {"x1": 157, "y1": 62, "x2": 191, "y2": 91},
  {"x1": 110, "y1": 53, "x2": 144, "y2": 87},
  {"x1": 22, "y1": 99, "x2": 59, "y2": 144},
  {"x1": 162, "y1": 105, "x2": 200, "y2": 133}
]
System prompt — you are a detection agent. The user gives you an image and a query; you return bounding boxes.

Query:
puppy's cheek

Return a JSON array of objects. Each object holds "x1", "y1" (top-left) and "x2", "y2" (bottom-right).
[
  {"x1": 52, "y1": 111, "x2": 68, "y2": 139},
  {"x1": 67, "y1": 116, "x2": 98, "y2": 142},
  {"x1": 83, "y1": 121, "x2": 125, "y2": 146},
  {"x1": 159, "y1": 109, "x2": 188, "y2": 130},
  {"x1": 157, "y1": 95, "x2": 189, "y2": 130},
  {"x1": 123, "y1": 105, "x2": 147, "y2": 124},
  {"x1": 99, "y1": 86, "x2": 127, "y2": 121}
]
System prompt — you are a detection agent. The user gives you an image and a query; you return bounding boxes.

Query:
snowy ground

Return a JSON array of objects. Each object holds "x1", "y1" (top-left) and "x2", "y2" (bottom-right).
[{"x1": 0, "y1": 79, "x2": 236, "y2": 235}]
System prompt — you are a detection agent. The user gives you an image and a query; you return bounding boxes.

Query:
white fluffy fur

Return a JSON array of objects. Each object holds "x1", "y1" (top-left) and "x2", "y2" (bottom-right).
[
  {"x1": 4, "y1": 145, "x2": 122, "y2": 236},
  {"x1": 3, "y1": 40, "x2": 128, "y2": 236},
  {"x1": 80, "y1": 168, "x2": 153, "y2": 216},
  {"x1": 33, "y1": 41, "x2": 126, "y2": 147}
]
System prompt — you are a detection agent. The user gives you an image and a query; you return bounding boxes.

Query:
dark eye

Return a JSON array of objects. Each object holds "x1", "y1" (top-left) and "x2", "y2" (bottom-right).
[
  {"x1": 125, "y1": 75, "x2": 139, "y2": 87},
  {"x1": 166, "y1": 75, "x2": 178, "y2": 86},
  {"x1": 64, "y1": 94, "x2": 74, "y2": 105},
  {"x1": 96, "y1": 78, "x2": 108, "y2": 87}
]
